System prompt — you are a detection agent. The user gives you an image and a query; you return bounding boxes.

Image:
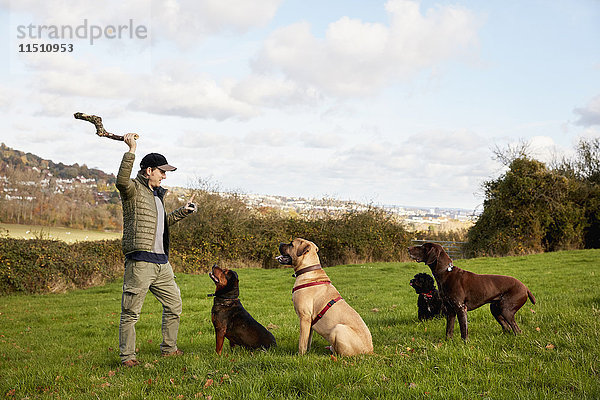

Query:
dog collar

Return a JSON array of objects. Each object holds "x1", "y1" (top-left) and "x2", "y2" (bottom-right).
[
  {"x1": 292, "y1": 281, "x2": 331, "y2": 293},
  {"x1": 208, "y1": 293, "x2": 238, "y2": 299},
  {"x1": 211, "y1": 297, "x2": 241, "y2": 307},
  {"x1": 292, "y1": 264, "x2": 322, "y2": 278},
  {"x1": 423, "y1": 290, "x2": 435, "y2": 298},
  {"x1": 447, "y1": 263, "x2": 454, "y2": 272}
]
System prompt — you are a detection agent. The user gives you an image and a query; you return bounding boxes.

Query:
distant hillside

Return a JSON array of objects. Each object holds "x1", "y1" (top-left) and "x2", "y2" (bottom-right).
[
  {"x1": 0, "y1": 143, "x2": 122, "y2": 231},
  {"x1": 0, "y1": 143, "x2": 116, "y2": 184}
]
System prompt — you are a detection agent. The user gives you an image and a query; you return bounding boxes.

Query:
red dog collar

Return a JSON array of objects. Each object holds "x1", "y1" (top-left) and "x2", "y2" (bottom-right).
[{"x1": 292, "y1": 264, "x2": 322, "y2": 278}]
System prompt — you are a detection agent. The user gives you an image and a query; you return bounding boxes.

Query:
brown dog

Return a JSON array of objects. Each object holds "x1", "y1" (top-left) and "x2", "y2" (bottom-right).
[
  {"x1": 278, "y1": 238, "x2": 373, "y2": 356},
  {"x1": 209, "y1": 265, "x2": 276, "y2": 355},
  {"x1": 408, "y1": 243, "x2": 536, "y2": 340}
]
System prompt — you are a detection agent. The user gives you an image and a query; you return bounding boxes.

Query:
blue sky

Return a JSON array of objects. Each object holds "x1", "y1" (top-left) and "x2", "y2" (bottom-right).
[{"x1": 0, "y1": 0, "x2": 598, "y2": 210}]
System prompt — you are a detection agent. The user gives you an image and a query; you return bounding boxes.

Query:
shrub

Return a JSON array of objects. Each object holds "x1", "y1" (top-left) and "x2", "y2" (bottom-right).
[
  {"x1": 283, "y1": 207, "x2": 411, "y2": 267},
  {"x1": 465, "y1": 157, "x2": 586, "y2": 257}
]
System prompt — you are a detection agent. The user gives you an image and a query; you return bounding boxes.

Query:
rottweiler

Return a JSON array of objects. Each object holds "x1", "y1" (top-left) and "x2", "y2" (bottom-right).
[{"x1": 208, "y1": 265, "x2": 276, "y2": 354}]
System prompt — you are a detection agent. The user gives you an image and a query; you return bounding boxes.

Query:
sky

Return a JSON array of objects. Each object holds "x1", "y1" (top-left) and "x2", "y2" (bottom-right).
[{"x1": 0, "y1": 0, "x2": 598, "y2": 211}]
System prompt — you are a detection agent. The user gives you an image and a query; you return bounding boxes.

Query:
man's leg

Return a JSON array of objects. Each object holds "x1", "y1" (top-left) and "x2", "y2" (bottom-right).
[
  {"x1": 119, "y1": 260, "x2": 152, "y2": 363},
  {"x1": 149, "y1": 261, "x2": 182, "y2": 355}
]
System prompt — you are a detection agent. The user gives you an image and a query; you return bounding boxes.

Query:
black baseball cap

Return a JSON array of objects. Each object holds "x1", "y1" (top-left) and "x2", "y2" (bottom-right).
[{"x1": 140, "y1": 153, "x2": 177, "y2": 171}]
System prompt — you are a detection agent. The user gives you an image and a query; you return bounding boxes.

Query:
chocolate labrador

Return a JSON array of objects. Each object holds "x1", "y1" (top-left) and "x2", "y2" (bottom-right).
[
  {"x1": 408, "y1": 243, "x2": 536, "y2": 340},
  {"x1": 209, "y1": 265, "x2": 276, "y2": 354}
]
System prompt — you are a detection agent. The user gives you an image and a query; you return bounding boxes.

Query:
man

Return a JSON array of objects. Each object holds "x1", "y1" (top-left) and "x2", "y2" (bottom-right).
[{"x1": 117, "y1": 133, "x2": 195, "y2": 367}]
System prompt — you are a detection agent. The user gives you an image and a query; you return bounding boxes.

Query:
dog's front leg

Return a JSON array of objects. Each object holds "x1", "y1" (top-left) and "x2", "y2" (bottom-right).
[
  {"x1": 298, "y1": 316, "x2": 313, "y2": 355},
  {"x1": 215, "y1": 329, "x2": 226, "y2": 355},
  {"x1": 445, "y1": 310, "x2": 456, "y2": 339},
  {"x1": 457, "y1": 305, "x2": 468, "y2": 340}
]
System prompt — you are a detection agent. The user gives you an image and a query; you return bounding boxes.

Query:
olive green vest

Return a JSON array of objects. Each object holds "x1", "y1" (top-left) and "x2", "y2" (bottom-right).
[{"x1": 116, "y1": 152, "x2": 188, "y2": 256}]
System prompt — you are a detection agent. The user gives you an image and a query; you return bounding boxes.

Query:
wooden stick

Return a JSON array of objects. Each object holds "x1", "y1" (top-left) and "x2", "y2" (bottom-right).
[{"x1": 74, "y1": 112, "x2": 139, "y2": 141}]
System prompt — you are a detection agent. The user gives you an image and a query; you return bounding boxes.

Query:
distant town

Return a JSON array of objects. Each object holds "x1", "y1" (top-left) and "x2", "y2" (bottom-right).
[
  {"x1": 0, "y1": 172, "x2": 477, "y2": 233},
  {"x1": 194, "y1": 191, "x2": 478, "y2": 232}
]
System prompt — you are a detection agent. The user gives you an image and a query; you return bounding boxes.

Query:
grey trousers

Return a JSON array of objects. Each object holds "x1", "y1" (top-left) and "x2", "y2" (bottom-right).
[{"x1": 119, "y1": 259, "x2": 182, "y2": 362}]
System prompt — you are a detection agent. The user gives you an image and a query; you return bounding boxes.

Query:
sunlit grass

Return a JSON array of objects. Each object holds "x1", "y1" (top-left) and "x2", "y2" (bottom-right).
[{"x1": 0, "y1": 223, "x2": 121, "y2": 242}]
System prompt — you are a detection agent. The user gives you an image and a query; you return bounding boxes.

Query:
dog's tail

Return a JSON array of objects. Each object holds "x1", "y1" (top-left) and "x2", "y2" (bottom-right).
[{"x1": 527, "y1": 289, "x2": 536, "y2": 305}]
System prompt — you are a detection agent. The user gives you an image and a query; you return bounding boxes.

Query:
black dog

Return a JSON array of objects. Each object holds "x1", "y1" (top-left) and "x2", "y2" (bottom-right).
[
  {"x1": 409, "y1": 273, "x2": 444, "y2": 321},
  {"x1": 209, "y1": 265, "x2": 276, "y2": 355}
]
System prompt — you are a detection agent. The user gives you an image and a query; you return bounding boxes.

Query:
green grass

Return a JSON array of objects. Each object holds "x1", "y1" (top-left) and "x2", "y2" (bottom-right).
[
  {"x1": 0, "y1": 223, "x2": 121, "y2": 243},
  {"x1": 1, "y1": 250, "x2": 599, "y2": 399}
]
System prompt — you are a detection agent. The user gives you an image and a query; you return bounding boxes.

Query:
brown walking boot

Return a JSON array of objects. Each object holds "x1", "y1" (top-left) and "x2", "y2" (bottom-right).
[
  {"x1": 161, "y1": 349, "x2": 184, "y2": 357},
  {"x1": 122, "y1": 359, "x2": 140, "y2": 367}
]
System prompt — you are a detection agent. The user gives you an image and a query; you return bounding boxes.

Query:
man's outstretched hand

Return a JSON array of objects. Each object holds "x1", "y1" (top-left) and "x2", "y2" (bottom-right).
[{"x1": 184, "y1": 193, "x2": 197, "y2": 213}]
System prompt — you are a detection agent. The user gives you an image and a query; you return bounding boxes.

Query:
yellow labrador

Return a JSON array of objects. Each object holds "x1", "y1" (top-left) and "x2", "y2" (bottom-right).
[{"x1": 277, "y1": 238, "x2": 373, "y2": 356}]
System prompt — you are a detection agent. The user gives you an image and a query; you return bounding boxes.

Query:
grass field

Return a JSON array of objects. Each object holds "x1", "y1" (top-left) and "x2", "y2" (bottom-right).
[
  {"x1": 1, "y1": 249, "x2": 599, "y2": 399},
  {"x1": 0, "y1": 223, "x2": 121, "y2": 243}
]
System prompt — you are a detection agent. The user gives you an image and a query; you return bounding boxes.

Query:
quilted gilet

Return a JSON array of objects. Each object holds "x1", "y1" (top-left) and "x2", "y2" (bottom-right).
[{"x1": 116, "y1": 152, "x2": 188, "y2": 256}]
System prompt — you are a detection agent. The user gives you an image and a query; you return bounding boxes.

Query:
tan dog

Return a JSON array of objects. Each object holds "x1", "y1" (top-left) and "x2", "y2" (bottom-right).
[{"x1": 277, "y1": 238, "x2": 373, "y2": 356}]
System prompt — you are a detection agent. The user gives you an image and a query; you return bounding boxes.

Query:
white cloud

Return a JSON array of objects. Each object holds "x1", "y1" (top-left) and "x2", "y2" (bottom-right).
[
  {"x1": 314, "y1": 129, "x2": 494, "y2": 205},
  {"x1": 17, "y1": 54, "x2": 259, "y2": 120},
  {"x1": 32, "y1": 93, "x2": 76, "y2": 117},
  {"x1": 130, "y1": 75, "x2": 257, "y2": 120},
  {"x1": 17, "y1": 52, "x2": 145, "y2": 98},
  {"x1": 4, "y1": 0, "x2": 150, "y2": 25},
  {"x1": 240, "y1": 129, "x2": 342, "y2": 149},
  {"x1": 0, "y1": 85, "x2": 15, "y2": 110},
  {"x1": 574, "y1": 95, "x2": 600, "y2": 127},
  {"x1": 254, "y1": 0, "x2": 481, "y2": 97},
  {"x1": 299, "y1": 132, "x2": 341, "y2": 149},
  {"x1": 526, "y1": 136, "x2": 562, "y2": 163},
  {"x1": 152, "y1": 0, "x2": 282, "y2": 46},
  {"x1": 181, "y1": 131, "x2": 231, "y2": 148},
  {"x1": 244, "y1": 129, "x2": 289, "y2": 147},
  {"x1": 578, "y1": 127, "x2": 600, "y2": 141},
  {"x1": 39, "y1": 69, "x2": 132, "y2": 98},
  {"x1": 494, "y1": 136, "x2": 567, "y2": 165},
  {"x1": 232, "y1": 75, "x2": 322, "y2": 108}
]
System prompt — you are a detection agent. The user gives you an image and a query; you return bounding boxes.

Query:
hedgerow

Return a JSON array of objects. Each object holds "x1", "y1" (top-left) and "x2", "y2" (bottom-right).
[
  {"x1": 0, "y1": 238, "x2": 123, "y2": 294},
  {"x1": 168, "y1": 192, "x2": 412, "y2": 273}
]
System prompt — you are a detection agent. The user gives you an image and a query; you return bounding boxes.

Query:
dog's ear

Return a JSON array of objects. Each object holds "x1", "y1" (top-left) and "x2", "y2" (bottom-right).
[
  {"x1": 228, "y1": 270, "x2": 239, "y2": 283},
  {"x1": 296, "y1": 242, "x2": 311, "y2": 257},
  {"x1": 425, "y1": 244, "x2": 440, "y2": 265}
]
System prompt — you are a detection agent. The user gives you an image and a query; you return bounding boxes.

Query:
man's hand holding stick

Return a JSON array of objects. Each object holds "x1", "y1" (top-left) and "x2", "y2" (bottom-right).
[{"x1": 185, "y1": 193, "x2": 197, "y2": 213}]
